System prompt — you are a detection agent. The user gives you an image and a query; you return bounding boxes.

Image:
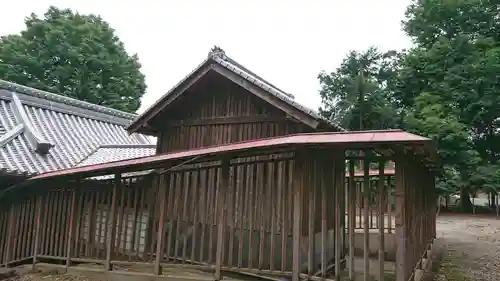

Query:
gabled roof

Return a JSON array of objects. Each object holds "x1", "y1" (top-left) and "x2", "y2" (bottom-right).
[
  {"x1": 128, "y1": 46, "x2": 344, "y2": 135},
  {"x1": 0, "y1": 79, "x2": 156, "y2": 177}
]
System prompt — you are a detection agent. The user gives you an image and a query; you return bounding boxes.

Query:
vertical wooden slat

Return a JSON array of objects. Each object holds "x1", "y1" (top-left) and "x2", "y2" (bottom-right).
[
  {"x1": 66, "y1": 189, "x2": 78, "y2": 267},
  {"x1": 215, "y1": 159, "x2": 229, "y2": 280},
  {"x1": 32, "y1": 195, "x2": 43, "y2": 269},
  {"x1": 238, "y1": 164, "x2": 247, "y2": 268},
  {"x1": 281, "y1": 160, "x2": 290, "y2": 271},
  {"x1": 270, "y1": 161, "x2": 278, "y2": 271},
  {"x1": 258, "y1": 163, "x2": 266, "y2": 269},
  {"x1": 363, "y1": 159, "x2": 370, "y2": 281},
  {"x1": 292, "y1": 154, "x2": 304, "y2": 281},
  {"x1": 378, "y1": 162, "x2": 386, "y2": 281},
  {"x1": 334, "y1": 155, "x2": 343, "y2": 280},
  {"x1": 227, "y1": 165, "x2": 237, "y2": 267},
  {"x1": 307, "y1": 158, "x2": 315, "y2": 276},
  {"x1": 129, "y1": 186, "x2": 140, "y2": 260},
  {"x1": 181, "y1": 172, "x2": 190, "y2": 262},
  {"x1": 166, "y1": 173, "x2": 178, "y2": 260},
  {"x1": 191, "y1": 170, "x2": 200, "y2": 262},
  {"x1": 348, "y1": 161, "x2": 356, "y2": 279},
  {"x1": 395, "y1": 160, "x2": 407, "y2": 281},
  {"x1": 4, "y1": 205, "x2": 15, "y2": 266},
  {"x1": 106, "y1": 174, "x2": 121, "y2": 271},
  {"x1": 154, "y1": 174, "x2": 169, "y2": 275}
]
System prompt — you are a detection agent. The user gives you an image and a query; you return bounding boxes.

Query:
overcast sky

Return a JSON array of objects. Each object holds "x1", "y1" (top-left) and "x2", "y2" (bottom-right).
[{"x1": 1, "y1": 0, "x2": 413, "y2": 114}]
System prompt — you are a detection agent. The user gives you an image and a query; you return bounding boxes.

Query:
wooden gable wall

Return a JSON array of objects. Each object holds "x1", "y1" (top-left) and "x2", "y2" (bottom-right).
[{"x1": 152, "y1": 72, "x2": 312, "y2": 154}]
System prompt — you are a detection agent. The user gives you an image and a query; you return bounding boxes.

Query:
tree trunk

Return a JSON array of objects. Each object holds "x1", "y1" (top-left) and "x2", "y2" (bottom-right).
[{"x1": 460, "y1": 186, "x2": 473, "y2": 213}]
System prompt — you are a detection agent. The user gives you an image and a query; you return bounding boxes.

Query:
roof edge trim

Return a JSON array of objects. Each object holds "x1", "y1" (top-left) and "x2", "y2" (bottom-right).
[
  {"x1": 11, "y1": 92, "x2": 54, "y2": 154},
  {"x1": 0, "y1": 124, "x2": 24, "y2": 147},
  {"x1": 0, "y1": 79, "x2": 137, "y2": 120}
]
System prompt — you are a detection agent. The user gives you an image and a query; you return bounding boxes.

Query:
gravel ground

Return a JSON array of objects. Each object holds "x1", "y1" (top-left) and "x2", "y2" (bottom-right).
[{"x1": 435, "y1": 214, "x2": 500, "y2": 281}]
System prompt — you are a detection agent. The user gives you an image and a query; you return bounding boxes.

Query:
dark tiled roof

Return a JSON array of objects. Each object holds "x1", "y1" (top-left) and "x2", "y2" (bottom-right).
[
  {"x1": 128, "y1": 46, "x2": 344, "y2": 133},
  {"x1": 0, "y1": 79, "x2": 156, "y2": 177},
  {"x1": 77, "y1": 145, "x2": 156, "y2": 167}
]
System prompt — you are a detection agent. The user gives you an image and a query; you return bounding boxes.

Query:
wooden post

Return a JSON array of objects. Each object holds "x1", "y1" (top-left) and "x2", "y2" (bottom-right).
[
  {"x1": 334, "y1": 154, "x2": 345, "y2": 280},
  {"x1": 4, "y1": 205, "x2": 15, "y2": 267},
  {"x1": 292, "y1": 153, "x2": 304, "y2": 281},
  {"x1": 154, "y1": 174, "x2": 169, "y2": 275},
  {"x1": 348, "y1": 161, "x2": 356, "y2": 280},
  {"x1": 215, "y1": 159, "x2": 229, "y2": 281},
  {"x1": 106, "y1": 174, "x2": 121, "y2": 271},
  {"x1": 363, "y1": 159, "x2": 370, "y2": 281},
  {"x1": 377, "y1": 162, "x2": 386, "y2": 281},
  {"x1": 395, "y1": 160, "x2": 408, "y2": 281},
  {"x1": 32, "y1": 196, "x2": 44, "y2": 269},
  {"x1": 66, "y1": 189, "x2": 78, "y2": 267}
]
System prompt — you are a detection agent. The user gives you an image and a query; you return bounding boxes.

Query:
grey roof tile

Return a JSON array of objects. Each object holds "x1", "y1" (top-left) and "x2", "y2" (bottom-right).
[
  {"x1": 77, "y1": 145, "x2": 156, "y2": 167},
  {"x1": 0, "y1": 79, "x2": 157, "y2": 177}
]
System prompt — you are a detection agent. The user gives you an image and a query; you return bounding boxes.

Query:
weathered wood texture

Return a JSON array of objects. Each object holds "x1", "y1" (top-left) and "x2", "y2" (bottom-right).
[
  {"x1": 0, "y1": 149, "x2": 436, "y2": 281},
  {"x1": 154, "y1": 73, "x2": 311, "y2": 153}
]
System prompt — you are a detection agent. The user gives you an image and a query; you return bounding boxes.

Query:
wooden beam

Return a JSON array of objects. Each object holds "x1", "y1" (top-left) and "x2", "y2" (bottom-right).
[{"x1": 165, "y1": 115, "x2": 298, "y2": 127}]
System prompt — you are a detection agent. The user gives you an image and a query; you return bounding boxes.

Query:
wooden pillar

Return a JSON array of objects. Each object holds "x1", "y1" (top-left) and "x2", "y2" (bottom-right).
[
  {"x1": 334, "y1": 153, "x2": 345, "y2": 280},
  {"x1": 377, "y1": 162, "x2": 386, "y2": 281},
  {"x1": 215, "y1": 159, "x2": 229, "y2": 281},
  {"x1": 395, "y1": 160, "x2": 408, "y2": 281},
  {"x1": 3, "y1": 205, "x2": 15, "y2": 267},
  {"x1": 363, "y1": 158, "x2": 370, "y2": 281},
  {"x1": 66, "y1": 189, "x2": 78, "y2": 267},
  {"x1": 154, "y1": 174, "x2": 169, "y2": 275},
  {"x1": 143, "y1": 175, "x2": 158, "y2": 260},
  {"x1": 106, "y1": 174, "x2": 121, "y2": 271},
  {"x1": 292, "y1": 153, "x2": 304, "y2": 281},
  {"x1": 32, "y1": 195, "x2": 44, "y2": 269},
  {"x1": 348, "y1": 161, "x2": 356, "y2": 280}
]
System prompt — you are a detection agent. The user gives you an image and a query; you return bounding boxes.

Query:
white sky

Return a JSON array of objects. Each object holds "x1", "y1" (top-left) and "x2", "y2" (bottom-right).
[{"x1": 1, "y1": 0, "x2": 413, "y2": 114}]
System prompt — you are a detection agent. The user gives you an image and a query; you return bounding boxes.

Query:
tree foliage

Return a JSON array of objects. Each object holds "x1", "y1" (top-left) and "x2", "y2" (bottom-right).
[
  {"x1": 318, "y1": 47, "x2": 401, "y2": 131},
  {"x1": 319, "y1": 0, "x2": 500, "y2": 210},
  {"x1": 0, "y1": 6, "x2": 146, "y2": 113}
]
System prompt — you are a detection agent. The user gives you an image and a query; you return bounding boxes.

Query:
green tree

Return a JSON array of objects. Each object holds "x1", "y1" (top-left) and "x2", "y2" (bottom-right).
[
  {"x1": 0, "y1": 6, "x2": 146, "y2": 113},
  {"x1": 398, "y1": 0, "x2": 500, "y2": 210},
  {"x1": 318, "y1": 47, "x2": 400, "y2": 131}
]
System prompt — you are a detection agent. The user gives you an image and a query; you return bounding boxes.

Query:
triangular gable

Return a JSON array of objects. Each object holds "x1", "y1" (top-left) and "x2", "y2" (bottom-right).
[{"x1": 128, "y1": 46, "x2": 343, "y2": 135}]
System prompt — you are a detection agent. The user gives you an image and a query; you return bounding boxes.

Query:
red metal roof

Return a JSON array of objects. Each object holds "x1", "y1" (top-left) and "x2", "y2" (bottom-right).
[{"x1": 30, "y1": 130, "x2": 433, "y2": 181}]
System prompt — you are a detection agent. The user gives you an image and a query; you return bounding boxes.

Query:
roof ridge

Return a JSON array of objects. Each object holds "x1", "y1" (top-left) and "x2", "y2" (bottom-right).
[
  {"x1": 208, "y1": 46, "x2": 295, "y2": 99},
  {"x1": 0, "y1": 79, "x2": 138, "y2": 120}
]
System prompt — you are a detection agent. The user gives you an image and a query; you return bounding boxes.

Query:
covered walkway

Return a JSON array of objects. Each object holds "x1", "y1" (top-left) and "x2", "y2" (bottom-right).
[{"x1": 0, "y1": 130, "x2": 437, "y2": 281}]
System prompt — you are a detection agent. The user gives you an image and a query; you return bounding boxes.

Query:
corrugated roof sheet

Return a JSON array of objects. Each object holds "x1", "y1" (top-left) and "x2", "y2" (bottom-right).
[
  {"x1": 0, "y1": 79, "x2": 156, "y2": 176},
  {"x1": 128, "y1": 46, "x2": 344, "y2": 133},
  {"x1": 31, "y1": 130, "x2": 434, "y2": 180}
]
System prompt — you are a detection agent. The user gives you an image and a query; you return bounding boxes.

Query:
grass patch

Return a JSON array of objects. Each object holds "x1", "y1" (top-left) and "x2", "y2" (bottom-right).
[{"x1": 433, "y1": 250, "x2": 470, "y2": 281}]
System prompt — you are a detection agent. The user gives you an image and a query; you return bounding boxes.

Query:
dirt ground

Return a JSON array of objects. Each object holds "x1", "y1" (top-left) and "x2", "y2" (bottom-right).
[{"x1": 434, "y1": 214, "x2": 500, "y2": 281}]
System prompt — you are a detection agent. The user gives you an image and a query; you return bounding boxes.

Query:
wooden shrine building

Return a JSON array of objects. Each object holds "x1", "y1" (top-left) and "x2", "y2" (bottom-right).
[{"x1": 0, "y1": 47, "x2": 438, "y2": 281}]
